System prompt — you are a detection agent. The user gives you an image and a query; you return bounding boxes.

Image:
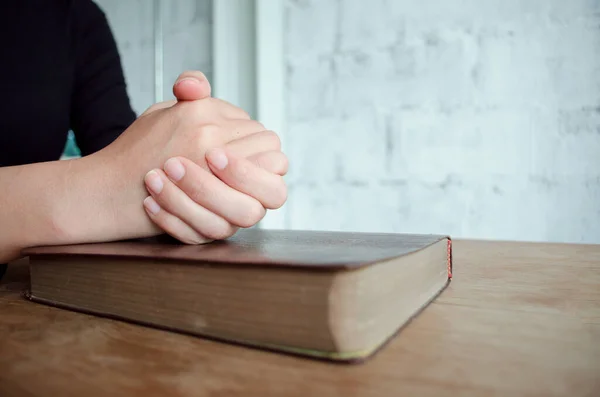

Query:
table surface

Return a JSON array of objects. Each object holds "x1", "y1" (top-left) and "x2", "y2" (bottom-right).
[{"x1": 1, "y1": 239, "x2": 599, "y2": 397}]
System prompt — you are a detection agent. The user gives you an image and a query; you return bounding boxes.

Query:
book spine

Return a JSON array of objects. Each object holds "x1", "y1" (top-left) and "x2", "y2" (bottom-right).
[{"x1": 447, "y1": 237, "x2": 453, "y2": 279}]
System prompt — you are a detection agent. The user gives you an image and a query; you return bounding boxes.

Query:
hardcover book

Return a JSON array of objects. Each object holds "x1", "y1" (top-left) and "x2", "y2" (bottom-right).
[{"x1": 23, "y1": 229, "x2": 453, "y2": 362}]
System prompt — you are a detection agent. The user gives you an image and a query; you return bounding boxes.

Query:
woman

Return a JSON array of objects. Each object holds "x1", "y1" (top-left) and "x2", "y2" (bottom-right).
[{"x1": 0, "y1": 0, "x2": 288, "y2": 278}]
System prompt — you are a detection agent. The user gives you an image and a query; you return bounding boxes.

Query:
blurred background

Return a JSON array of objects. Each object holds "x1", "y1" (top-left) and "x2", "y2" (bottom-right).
[{"x1": 86, "y1": 0, "x2": 599, "y2": 244}]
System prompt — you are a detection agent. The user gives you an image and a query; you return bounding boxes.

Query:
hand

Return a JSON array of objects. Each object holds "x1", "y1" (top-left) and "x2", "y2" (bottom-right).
[
  {"x1": 142, "y1": 150, "x2": 287, "y2": 244},
  {"x1": 142, "y1": 71, "x2": 286, "y2": 176},
  {"x1": 92, "y1": 71, "x2": 287, "y2": 244},
  {"x1": 139, "y1": 71, "x2": 288, "y2": 244},
  {"x1": 96, "y1": 72, "x2": 282, "y2": 183}
]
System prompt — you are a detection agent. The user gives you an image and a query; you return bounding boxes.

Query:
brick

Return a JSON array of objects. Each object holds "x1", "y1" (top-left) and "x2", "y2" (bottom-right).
[
  {"x1": 285, "y1": 0, "x2": 337, "y2": 59},
  {"x1": 284, "y1": 118, "x2": 341, "y2": 184},
  {"x1": 387, "y1": 106, "x2": 537, "y2": 180},
  {"x1": 337, "y1": 0, "x2": 405, "y2": 52},
  {"x1": 286, "y1": 57, "x2": 337, "y2": 122},
  {"x1": 336, "y1": 107, "x2": 388, "y2": 182},
  {"x1": 530, "y1": 108, "x2": 600, "y2": 177},
  {"x1": 285, "y1": 182, "x2": 405, "y2": 233}
]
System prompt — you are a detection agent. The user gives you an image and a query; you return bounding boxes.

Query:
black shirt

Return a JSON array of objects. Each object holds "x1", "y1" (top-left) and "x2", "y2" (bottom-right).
[{"x1": 0, "y1": 0, "x2": 136, "y2": 167}]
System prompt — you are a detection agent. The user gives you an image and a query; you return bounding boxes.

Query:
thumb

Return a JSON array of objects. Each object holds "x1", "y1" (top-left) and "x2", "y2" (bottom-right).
[{"x1": 172, "y1": 70, "x2": 212, "y2": 101}]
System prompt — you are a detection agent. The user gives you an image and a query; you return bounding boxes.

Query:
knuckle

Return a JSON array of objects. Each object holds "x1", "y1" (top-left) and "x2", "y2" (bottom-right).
[
  {"x1": 270, "y1": 179, "x2": 288, "y2": 209},
  {"x1": 204, "y1": 224, "x2": 237, "y2": 241},
  {"x1": 238, "y1": 202, "x2": 265, "y2": 228},
  {"x1": 182, "y1": 234, "x2": 205, "y2": 245},
  {"x1": 237, "y1": 108, "x2": 251, "y2": 120},
  {"x1": 277, "y1": 154, "x2": 289, "y2": 174},
  {"x1": 197, "y1": 124, "x2": 220, "y2": 147},
  {"x1": 263, "y1": 130, "x2": 281, "y2": 150},
  {"x1": 199, "y1": 123, "x2": 220, "y2": 137},
  {"x1": 185, "y1": 179, "x2": 207, "y2": 204},
  {"x1": 253, "y1": 155, "x2": 268, "y2": 171}
]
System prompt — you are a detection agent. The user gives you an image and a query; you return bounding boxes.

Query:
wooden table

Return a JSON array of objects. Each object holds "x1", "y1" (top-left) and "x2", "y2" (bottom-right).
[{"x1": 1, "y1": 240, "x2": 599, "y2": 396}]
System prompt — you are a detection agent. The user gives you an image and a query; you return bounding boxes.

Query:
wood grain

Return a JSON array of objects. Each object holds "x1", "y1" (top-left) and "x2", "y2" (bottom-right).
[{"x1": 1, "y1": 240, "x2": 599, "y2": 397}]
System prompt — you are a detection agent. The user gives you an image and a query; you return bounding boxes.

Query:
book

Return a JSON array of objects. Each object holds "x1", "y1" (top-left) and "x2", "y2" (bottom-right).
[{"x1": 22, "y1": 229, "x2": 453, "y2": 362}]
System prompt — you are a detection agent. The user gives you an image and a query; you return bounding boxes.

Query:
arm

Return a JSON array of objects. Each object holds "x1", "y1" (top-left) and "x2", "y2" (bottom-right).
[
  {"x1": 0, "y1": 154, "x2": 157, "y2": 264},
  {"x1": 0, "y1": 1, "x2": 136, "y2": 265},
  {"x1": 0, "y1": 74, "x2": 288, "y2": 265}
]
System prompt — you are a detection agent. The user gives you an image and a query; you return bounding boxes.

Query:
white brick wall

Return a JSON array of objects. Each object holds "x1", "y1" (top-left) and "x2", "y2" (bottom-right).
[{"x1": 283, "y1": 0, "x2": 600, "y2": 243}]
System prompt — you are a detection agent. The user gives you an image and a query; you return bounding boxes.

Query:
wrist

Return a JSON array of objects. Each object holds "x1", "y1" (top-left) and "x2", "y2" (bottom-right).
[
  {"x1": 50, "y1": 153, "x2": 159, "y2": 246},
  {"x1": 47, "y1": 155, "x2": 106, "y2": 244},
  {"x1": 85, "y1": 150, "x2": 161, "y2": 241}
]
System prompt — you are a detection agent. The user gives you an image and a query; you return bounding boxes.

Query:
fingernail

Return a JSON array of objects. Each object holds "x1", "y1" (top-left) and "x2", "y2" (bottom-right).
[
  {"x1": 143, "y1": 196, "x2": 160, "y2": 215},
  {"x1": 175, "y1": 77, "x2": 199, "y2": 86},
  {"x1": 164, "y1": 158, "x2": 185, "y2": 181},
  {"x1": 144, "y1": 170, "x2": 163, "y2": 194},
  {"x1": 206, "y1": 148, "x2": 228, "y2": 170}
]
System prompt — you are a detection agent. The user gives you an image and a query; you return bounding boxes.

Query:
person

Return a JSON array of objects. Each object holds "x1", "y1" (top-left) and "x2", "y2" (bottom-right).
[{"x1": 0, "y1": 0, "x2": 288, "y2": 276}]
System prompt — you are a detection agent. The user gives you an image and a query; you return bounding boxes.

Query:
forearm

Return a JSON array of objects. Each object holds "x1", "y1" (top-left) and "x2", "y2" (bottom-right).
[
  {"x1": 0, "y1": 160, "x2": 67, "y2": 262},
  {"x1": 0, "y1": 155, "x2": 158, "y2": 263}
]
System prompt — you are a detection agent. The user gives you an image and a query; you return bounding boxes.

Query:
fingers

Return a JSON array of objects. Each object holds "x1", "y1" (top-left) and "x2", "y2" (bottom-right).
[
  {"x1": 143, "y1": 196, "x2": 214, "y2": 245},
  {"x1": 247, "y1": 151, "x2": 288, "y2": 176},
  {"x1": 221, "y1": 119, "x2": 267, "y2": 141},
  {"x1": 225, "y1": 130, "x2": 280, "y2": 157},
  {"x1": 172, "y1": 70, "x2": 211, "y2": 100},
  {"x1": 142, "y1": 150, "x2": 287, "y2": 244},
  {"x1": 147, "y1": 157, "x2": 266, "y2": 229},
  {"x1": 222, "y1": 128, "x2": 287, "y2": 175},
  {"x1": 206, "y1": 148, "x2": 287, "y2": 210},
  {"x1": 144, "y1": 168, "x2": 239, "y2": 240},
  {"x1": 183, "y1": 150, "x2": 287, "y2": 178},
  {"x1": 141, "y1": 70, "x2": 210, "y2": 122}
]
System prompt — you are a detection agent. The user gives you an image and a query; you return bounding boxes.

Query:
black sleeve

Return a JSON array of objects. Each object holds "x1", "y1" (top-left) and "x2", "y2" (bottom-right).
[{"x1": 69, "y1": 0, "x2": 137, "y2": 156}]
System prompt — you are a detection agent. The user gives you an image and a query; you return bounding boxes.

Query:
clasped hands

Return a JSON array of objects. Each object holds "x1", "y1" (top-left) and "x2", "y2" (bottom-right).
[{"x1": 111, "y1": 71, "x2": 287, "y2": 244}]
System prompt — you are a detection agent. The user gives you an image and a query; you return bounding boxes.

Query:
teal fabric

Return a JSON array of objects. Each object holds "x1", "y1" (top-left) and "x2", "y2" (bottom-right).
[{"x1": 63, "y1": 131, "x2": 82, "y2": 157}]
